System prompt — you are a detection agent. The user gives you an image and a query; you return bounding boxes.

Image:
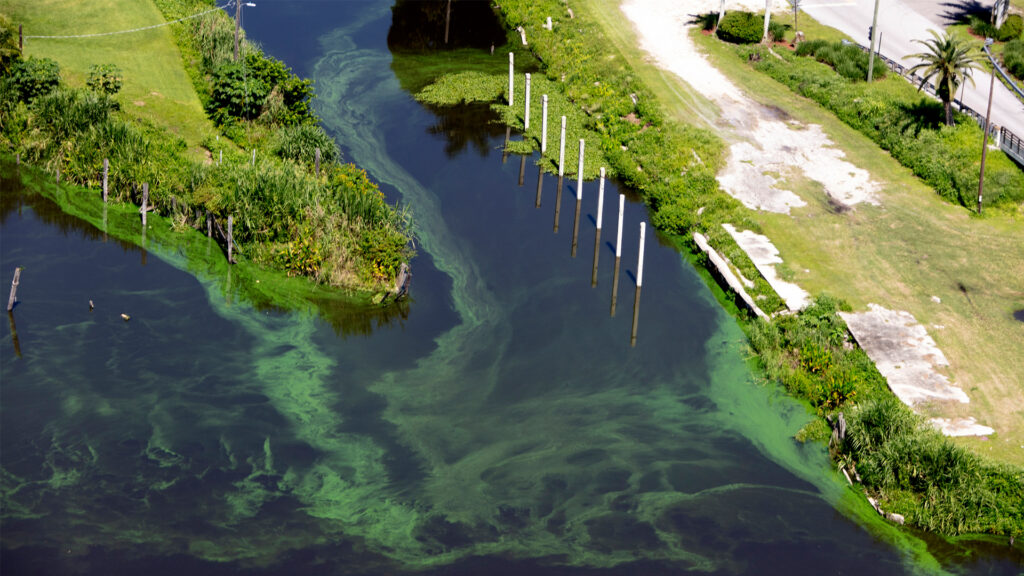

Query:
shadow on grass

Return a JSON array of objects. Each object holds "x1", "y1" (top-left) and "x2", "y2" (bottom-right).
[{"x1": 894, "y1": 99, "x2": 945, "y2": 136}]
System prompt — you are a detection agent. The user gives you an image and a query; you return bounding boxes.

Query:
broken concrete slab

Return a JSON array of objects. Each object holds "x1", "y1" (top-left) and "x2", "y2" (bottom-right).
[
  {"x1": 839, "y1": 304, "x2": 971, "y2": 405},
  {"x1": 930, "y1": 417, "x2": 995, "y2": 437},
  {"x1": 722, "y1": 224, "x2": 811, "y2": 312},
  {"x1": 693, "y1": 232, "x2": 769, "y2": 320}
]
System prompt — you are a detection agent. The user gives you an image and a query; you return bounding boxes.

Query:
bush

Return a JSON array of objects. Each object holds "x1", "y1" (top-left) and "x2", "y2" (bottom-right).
[
  {"x1": 796, "y1": 40, "x2": 886, "y2": 81},
  {"x1": 1004, "y1": 39, "x2": 1024, "y2": 81},
  {"x1": 86, "y1": 64, "x2": 123, "y2": 96},
  {"x1": 8, "y1": 57, "x2": 61, "y2": 102},
  {"x1": 969, "y1": 14, "x2": 1023, "y2": 42},
  {"x1": 273, "y1": 123, "x2": 341, "y2": 167},
  {"x1": 717, "y1": 11, "x2": 765, "y2": 44}
]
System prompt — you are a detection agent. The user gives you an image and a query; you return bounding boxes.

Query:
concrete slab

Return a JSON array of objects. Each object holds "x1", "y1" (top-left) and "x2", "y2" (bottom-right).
[
  {"x1": 839, "y1": 304, "x2": 971, "y2": 405},
  {"x1": 722, "y1": 224, "x2": 811, "y2": 312},
  {"x1": 930, "y1": 417, "x2": 995, "y2": 437}
]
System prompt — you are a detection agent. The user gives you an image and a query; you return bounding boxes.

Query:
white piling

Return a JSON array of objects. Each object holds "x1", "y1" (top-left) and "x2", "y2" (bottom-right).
[
  {"x1": 541, "y1": 95, "x2": 549, "y2": 153},
  {"x1": 637, "y1": 222, "x2": 646, "y2": 287},
  {"x1": 558, "y1": 116, "x2": 566, "y2": 176},
  {"x1": 524, "y1": 73, "x2": 531, "y2": 129},
  {"x1": 508, "y1": 52, "x2": 514, "y2": 105},
  {"x1": 251, "y1": 149, "x2": 255, "y2": 166},
  {"x1": 576, "y1": 139, "x2": 585, "y2": 200},
  {"x1": 615, "y1": 194, "x2": 625, "y2": 258},
  {"x1": 597, "y1": 167, "x2": 606, "y2": 229}
]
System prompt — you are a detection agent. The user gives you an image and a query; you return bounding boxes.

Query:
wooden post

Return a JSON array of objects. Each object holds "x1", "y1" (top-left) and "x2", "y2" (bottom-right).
[
  {"x1": 535, "y1": 164, "x2": 544, "y2": 208},
  {"x1": 978, "y1": 67, "x2": 996, "y2": 214},
  {"x1": 207, "y1": 211, "x2": 212, "y2": 237},
  {"x1": 227, "y1": 215, "x2": 234, "y2": 264},
  {"x1": 102, "y1": 158, "x2": 109, "y2": 202},
  {"x1": 631, "y1": 222, "x2": 646, "y2": 347},
  {"x1": 518, "y1": 155, "x2": 526, "y2": 187},
  {"x1": 141, "y1": 183, "x2": 149, "y2": 227},
  {"x1": 19, "y1": 24, "x2": 22, "y2": 52},
  {"x1": 444, "y1": 0, "x2": 452, "y2": 44},
  {"x1": 315, "y1": 147, "x2": 321, "y2": 177},
  {"x1": 7, "y1": 267, "x2": 22, "y2": 312},
  {"x1": 219, "y1": 150, "x2": 222, "y2": 165},
  {"x1": 56, "y1": 165, "x2": 60, "y2": 184},
  {"x1": 251, "y1": 149, "x2": 255, "y2": 166},
  {"x1": 171, "y1": 196, "x2": 177, "y2": 214},
  {"x1": 234, "y1": 0, "x2": 242, "y2": 61},
  {"x1": 541, "y1": 95, "x2": 549, "y2": 153},
  {"x1": 611, "y1": 193, "x2": 624, "y2": 317},
  {"x1": 556, "y1": 115, "x2": 566, "y2": 228},
  {"x1": 591, "y1": 167, "x2": 605, "y2": 287},
  {"x1": 508, "y1": 52, "x2": 514, "y2": 105},
  {"x1": 524, "y1": 73, "x2": 531, "y2": 130},
  {"x1": 571, "y1": 139, "x2": 584, "y2": 257},
  {"x1": 15, "y1": 153, "x2": 19, "y2": 166}
]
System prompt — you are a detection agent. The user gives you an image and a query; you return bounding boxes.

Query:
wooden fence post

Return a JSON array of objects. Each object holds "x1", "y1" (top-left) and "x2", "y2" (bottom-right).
[
  {"x1": 19, "y1": 24, "x2": 23, "y2": 52},
  {"x1": 207, "y1": 212, "x2": 212, "y2": 237},
  {"x1": 315, "y1": 147, "x2": 321, "y2": 177},
  {"x1": 7, "y1": 267, "x2": 22, "y2": 312},
  {"x1": 631, "y1": 222, "x2": 646, "y2": 347},
  {"x1": 227, "y1": 215, "x2": 234, "y2": 264},
  {"x1": 141, "y1": 183, "x2": 148, "y2": 227},
  {"x1": 102, "y1": 158, "x2": 109, "y2": 202},
  {"x1": 571, "y1": 139, "x2": 585, "y2": 257}
]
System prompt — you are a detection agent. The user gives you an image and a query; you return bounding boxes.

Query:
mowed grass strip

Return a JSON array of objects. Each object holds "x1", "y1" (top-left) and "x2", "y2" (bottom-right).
[
  {"x1": 584, "y1": 1, "x2": 1024, "y2": 466},
  {"x1": 8, "y1": 0, "x2": 218, "y2": 155}
]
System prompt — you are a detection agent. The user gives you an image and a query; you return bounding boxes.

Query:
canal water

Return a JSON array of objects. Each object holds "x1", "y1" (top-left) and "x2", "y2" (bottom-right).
[{"x1": 1, "y1": 1, "x2": 1020, "y2": 574}]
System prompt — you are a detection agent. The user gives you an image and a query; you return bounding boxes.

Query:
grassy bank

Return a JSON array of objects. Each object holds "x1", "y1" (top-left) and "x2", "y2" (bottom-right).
[
  {"x1": 414, "y1": 0, "x2": 1024, "y2": 542},
  {"x1": 1, "y1": 0, "x2": 414, "y2": 301}
]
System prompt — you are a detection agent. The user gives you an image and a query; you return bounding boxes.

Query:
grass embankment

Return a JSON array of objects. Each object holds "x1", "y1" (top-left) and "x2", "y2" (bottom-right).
[
  {"x1": 2, "y1": 0, "x2": 414, "y2": 302},
  {"x1": 417, "y1": 0, "x2": 1024, "y2": 541}
]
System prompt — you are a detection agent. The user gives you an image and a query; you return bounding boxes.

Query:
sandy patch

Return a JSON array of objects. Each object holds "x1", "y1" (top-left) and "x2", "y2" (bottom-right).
[
  {"x1": 621, "y1": 0, "x2": 879, "y2": 212},
  {"x1": 930, "y1": 417, "x2": 995, "y2": 437},
  {"x1": 839, "y1": 305, "x2": 971, "y2": 406},
  {"x1": 722, "y1": 224, "x2": 810, "y2": 311}
]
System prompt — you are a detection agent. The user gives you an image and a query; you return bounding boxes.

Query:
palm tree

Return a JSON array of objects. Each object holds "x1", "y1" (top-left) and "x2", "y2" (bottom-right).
[{"x1": 905, "y1": 30, "x2": 985, "y2": 126}]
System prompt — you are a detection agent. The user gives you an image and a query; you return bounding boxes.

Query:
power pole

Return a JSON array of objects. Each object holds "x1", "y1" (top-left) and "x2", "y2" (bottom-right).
[
  {"x1": 234, "y1": 0, "x2": 242, "y2": 61},
  {"x1": 866, "y1": 0, "x2": 881, "y2": 81},
  {"x1": 978, "y1": 40, "x2": 997, "y2": 215}
]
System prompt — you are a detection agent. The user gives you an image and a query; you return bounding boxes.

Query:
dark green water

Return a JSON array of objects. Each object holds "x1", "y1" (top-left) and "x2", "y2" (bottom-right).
[{"x1": 1, "y1": 1, "x2": 1021, "y2": 574}]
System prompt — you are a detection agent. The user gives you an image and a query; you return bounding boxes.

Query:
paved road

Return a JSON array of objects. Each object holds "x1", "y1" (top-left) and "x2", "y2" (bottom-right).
[{"x1": 800, "y1": 0, "x2": 1024, "y2": 138}]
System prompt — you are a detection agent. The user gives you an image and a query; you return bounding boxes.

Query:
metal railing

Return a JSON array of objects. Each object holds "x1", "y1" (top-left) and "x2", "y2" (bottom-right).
[{"x1": 848, "y1": 41, "x2": 1024, "y2": 167}]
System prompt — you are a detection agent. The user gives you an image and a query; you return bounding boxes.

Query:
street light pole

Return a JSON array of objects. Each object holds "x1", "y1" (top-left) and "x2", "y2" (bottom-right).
[
  {"x1": 977, "y1": 39, "x2": 996, "y2": 215},
  {"x1": 867, "y1": 0, "x2": 881, "y2": 81}
]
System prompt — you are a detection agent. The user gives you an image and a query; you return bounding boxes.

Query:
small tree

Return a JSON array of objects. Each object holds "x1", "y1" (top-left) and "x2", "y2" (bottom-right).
[
  {"x1": 86, "y1": 64, "x2": 123, "y2": 96},
  {"x1": 0, "y1": 14, "x2": 20, "y2": 74},
  {"x1": 905, "y1": 30, "x2": 984, "y2": 126}
]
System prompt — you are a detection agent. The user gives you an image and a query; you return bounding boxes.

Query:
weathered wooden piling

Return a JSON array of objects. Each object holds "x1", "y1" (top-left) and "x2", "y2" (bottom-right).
[
  {"x1": 556, "y1": 115, "x2": 566, "y2": 230},
  {"x1": 219, "y1": 150, "x2": 222, "y2": 165},
  {"x1": 141, "y1": 183, "x2": 149, "y2": 227},
  {"x1": 227, "y1": 215, "x2": 234, "y2": 264},
  {"x1": 207, "y1": 211, "x2": 212, "y2": 237},
  {"x1": 251, "y1": 149, "x2": 255, "y2": 166},
  {"x1": 14, "y1": 153, "x2": 19, "y2": 166},
  {"x1": 315, "y1": 147, "x2": 321, "y2": 177},
  {"x1": 524, "y1": 73, "x2": 531, "y2": 130},
  {"x1": 508, "y1": 52, "x2": 514, "y2": 105},
  {"x1": 591, "y1": 167, "x2": 605, "y2": 287},
  {"x1": 102, "y1": 158, "x2": 109, "y2": 202},
  {"x1": 535, "y1": 164, "x2": 544, "y2": 208},
  {"x1": 571, "y1": 139, "x2": 584, "y2": 258},
  {"x1": 631, "y1": 222, "x2": 646, "y2": 347},
  {"x1": 7, "y1": 267, "x2": 22, "y2": 312},
  {"x1": 518, "y1": 155, "x2": 526, "y2": 187},
  {"x1": 611, "y1": 193, "x2": 624, "y2": 317},
  {"x1": 541, "y1": 95, "x2": 549, "y2": 153}
]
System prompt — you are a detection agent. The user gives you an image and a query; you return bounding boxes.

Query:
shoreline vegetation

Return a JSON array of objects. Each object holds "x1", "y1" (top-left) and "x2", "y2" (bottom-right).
[
  {"x1": 0, "y1": 0, "x2": 415, "y2": 312},
  {"x1": 411, "y1": 0, "x2": 1022, "y2": 542}
]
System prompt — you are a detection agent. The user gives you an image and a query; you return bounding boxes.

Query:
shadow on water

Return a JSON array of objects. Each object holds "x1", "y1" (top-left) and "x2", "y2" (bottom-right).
[{"x1": 387, "y1": 0, "x2": 507, "y2": 52}]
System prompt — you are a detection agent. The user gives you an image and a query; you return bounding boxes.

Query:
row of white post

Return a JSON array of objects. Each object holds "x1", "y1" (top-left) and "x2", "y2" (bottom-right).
[{"x1": 509, "y1": 52, "x2": 645, "y2": 342}]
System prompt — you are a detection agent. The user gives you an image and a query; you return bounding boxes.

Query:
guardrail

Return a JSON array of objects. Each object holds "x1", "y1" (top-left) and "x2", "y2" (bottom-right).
[{"x1": 845, "y1": 40, "x2": 1024, "y2": 167}]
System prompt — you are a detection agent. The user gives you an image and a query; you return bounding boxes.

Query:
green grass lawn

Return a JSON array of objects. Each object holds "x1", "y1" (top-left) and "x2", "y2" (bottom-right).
[
  {"x1": 585, "y1": 0, "x2": 1024, "y2": 466},
  {"x1": 7, "y1": 0, "x2": 218, "y2": 157}
]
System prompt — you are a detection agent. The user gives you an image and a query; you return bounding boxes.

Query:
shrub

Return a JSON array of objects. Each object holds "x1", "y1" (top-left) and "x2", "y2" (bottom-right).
[
  {"x1": 0, "y1": 14, "x2": 20, "y2": 75},
  {"x1": 768, "y1": 20, "x2": 788, "y2": 43},
  {"x1": 8, "y1": 57, "x2": 61, "y2": 102},
  {"x1": 208, "y1": 62, "x2": 271, "y2": 122},
  {"x1": 86, "y1": 64, "x2": 124, "y2": 96},
  {"x1": 717, "y1": 11, "x2": 764, "y2": 44},
  {"x1": 273, "y1": 124, "x2": 341, "y2": 167},
  {"x1": 970, "y1": 14, "x2": 1023, "y2": 42},
  {"x1": 1004, "y1": 39, "x2": 1024, "y2": 81},
  {"x1": 796, "y1": 40, "x2": 886, "y2": 80}
]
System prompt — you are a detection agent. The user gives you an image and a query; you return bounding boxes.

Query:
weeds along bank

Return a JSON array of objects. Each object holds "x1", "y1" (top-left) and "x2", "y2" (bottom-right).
[
  {"x1": 0, "y1": 3, "x2": 413, "y2": 302},
  {"x1": 418, "y1": 0, "x2": 1024, "y2": 541}
]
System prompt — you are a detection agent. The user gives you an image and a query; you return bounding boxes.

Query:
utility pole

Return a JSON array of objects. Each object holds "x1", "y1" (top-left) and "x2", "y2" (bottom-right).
[
  {"x1": 866, "y1": 0, "x2": 881, "y2": 81},
  {"x1": 234, "y1": 0, "x2": 242, "y2": 61},
  {"x1": 978, "y1": 39, "x2": 996, "y2": 215}
]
